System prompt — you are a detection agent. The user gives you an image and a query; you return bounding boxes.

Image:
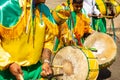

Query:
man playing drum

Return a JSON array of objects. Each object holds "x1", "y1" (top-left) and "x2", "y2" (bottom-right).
[
  {"x1": 0, "y1": 0, "x2": 58, "y2": 79},
  {"x1": 52, "y1": 0, "x2": 94, "y2": 48}
]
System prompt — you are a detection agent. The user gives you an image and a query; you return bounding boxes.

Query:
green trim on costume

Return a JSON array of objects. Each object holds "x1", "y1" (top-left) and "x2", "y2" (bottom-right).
[
  {"x1": 92, "y1": 17, "x2": 106, "y2": 33},
  {"x1": 38, "y1": 3, "x2": 55, "y2": 24},
  {"x1": 67, "y1": 11, "x2": 76, "y2": 30},
  {"x1": 0, "y1": 62, "x2": 42, "y2": 80},
  {"x1": 53, "y1": 37, "x2": 60, "y2": 53},
  {"x1": 0, "y1": 0, "x2": 22, "y2": 27},
  {"x1": 67, "y1": 8, "x2": 86, "y2": 30},
  {"x1": 22, "y1": 62, "x2": 42, "y2": 80}
]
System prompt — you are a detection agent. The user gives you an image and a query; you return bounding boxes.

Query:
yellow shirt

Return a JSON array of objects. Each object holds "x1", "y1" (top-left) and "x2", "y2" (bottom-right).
[
  {"x1": 0, "y1": 3, "x2": 58, "y2": 70},
  {"x1": 59, "y1": 13, "x2": 92, "y2": 47}
]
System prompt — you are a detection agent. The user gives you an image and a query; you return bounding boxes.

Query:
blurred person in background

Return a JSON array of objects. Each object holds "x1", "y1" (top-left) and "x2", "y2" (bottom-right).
[{"x1": 83, "y1": 0, "x2": 107, "y2": 33}]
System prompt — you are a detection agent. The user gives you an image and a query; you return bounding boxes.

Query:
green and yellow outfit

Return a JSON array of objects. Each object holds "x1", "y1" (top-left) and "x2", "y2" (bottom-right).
[
  {"x1": 59, "y1": 11, "x2": 92, "y2": 46},
  {"x1": 91, "y1": 0, "x2": 107, "y2": 33},
  {"x1": 91, "y1": 17, "x2": 106, "y2": 33},
  {"x1": 53, "y1": 3, "x2": 92, "y2": 49},
  {"x1": 0, "y1": 0, "x2": 58, "y2": 80}
]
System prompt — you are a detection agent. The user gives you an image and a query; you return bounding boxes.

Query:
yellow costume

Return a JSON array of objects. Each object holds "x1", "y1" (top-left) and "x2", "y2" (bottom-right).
[
  {"x1": 0, "y1": 0, "x2": 58, "y2": 79},
  {"x1": 59, "y1": 12, "x2": 92, "y2": 46},
  {"x1": 52, "y1": 2, "x2": 92, "y2": 48},
  {"x1": 0, "y1": 0, "x2": 58, "y2": 70}
]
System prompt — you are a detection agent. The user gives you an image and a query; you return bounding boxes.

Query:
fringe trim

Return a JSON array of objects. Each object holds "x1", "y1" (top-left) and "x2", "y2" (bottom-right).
[
  {"x1": 43, "y1": 15, "x2": 58, "y2": 36},
  {"x1": 0, "y1": 14, "x2": 26, "y2": 39}
]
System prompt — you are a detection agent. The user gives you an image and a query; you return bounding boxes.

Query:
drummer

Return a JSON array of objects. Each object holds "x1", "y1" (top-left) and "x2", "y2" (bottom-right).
[
  {"x1": 83, "y1": 0, "x2": 107, "y2": 33},
  {"x1": 52, "y1": 0, "x2": 94, "y2": 48},
  {"x1": 0, "y1": 0, "x2": 58, "y2": 79}
]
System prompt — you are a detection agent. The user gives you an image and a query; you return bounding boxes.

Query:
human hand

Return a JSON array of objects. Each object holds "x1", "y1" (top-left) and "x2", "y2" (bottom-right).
[
  {"x1": 41, "y1": 62, "x2": 53, "y2": 77},
  {"x1": 88, "y1": 13, "x2": 92, "y2": 17},
  {"x1": 98, "y1": 13, "x2": 103, "y2": 18},
  {"x1": 9, "y1": 63, "x2": 23, "y2": 80},
  {"x1": 68, "y1": 40, "x2": 76, "y2": 46},
  {"x1": 88, "y1": 13, "x2": 103, "y2": 18}
]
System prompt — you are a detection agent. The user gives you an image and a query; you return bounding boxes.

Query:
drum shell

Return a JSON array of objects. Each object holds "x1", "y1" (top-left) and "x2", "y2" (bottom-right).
[
  {"x1": 96, "y1": 0, "x2": 107, "y2": 15},
  {"x1": 52, "y1": 46, "x2": 99, "y2": 80},
  {"x1": 96, "y1": 0, "x2": 120, "y2": 18},
  {"x1": 110, "y1": 0, "x2": 120, "y2": 17},
  {"x1": 84, "y1": 32, "x2": 117, "y2": 69}
]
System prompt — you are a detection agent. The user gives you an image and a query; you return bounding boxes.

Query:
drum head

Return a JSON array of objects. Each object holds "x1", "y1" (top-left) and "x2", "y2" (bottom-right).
[
  {"x1": 84, "y1": 32, "x2": 117, "y2": 69},
  {"x1": 52, "y1": 46, "x2": 89, "y2": 80}
]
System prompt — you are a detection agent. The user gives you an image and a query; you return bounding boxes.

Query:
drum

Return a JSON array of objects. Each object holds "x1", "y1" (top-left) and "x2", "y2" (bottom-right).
[
  {"x1": 84, "y1": 32, "x2": 117, "y2": 69},
  {"x1": 96, "y1": 0, "x2": 120, "y2": 19},
  {"x1": 52, "y1": 46, "x2": 99, "y2": 80}
]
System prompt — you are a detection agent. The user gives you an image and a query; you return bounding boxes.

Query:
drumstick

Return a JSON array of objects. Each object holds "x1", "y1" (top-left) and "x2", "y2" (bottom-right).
[
  {"x1": 52, "y1": 65, "x2": 63, "y2": 68},
  {"x1": 19, "y1": 74, "x2": 24, "y2": 80},
  {"x1": 52, "y1": 62, "x2": 73, "y2": 75},
  {"x1": 90, "y1": 14, "x2": 113, "y2": 18}
]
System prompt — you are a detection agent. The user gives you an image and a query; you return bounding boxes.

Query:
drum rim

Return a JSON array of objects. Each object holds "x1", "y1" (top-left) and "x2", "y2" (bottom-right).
[
  {"x1": 84, "y1": 32, "x2": 117, "y2": 69},
  {"x1": 52, "y1": 46, "x2": 99, "y2": 80}
]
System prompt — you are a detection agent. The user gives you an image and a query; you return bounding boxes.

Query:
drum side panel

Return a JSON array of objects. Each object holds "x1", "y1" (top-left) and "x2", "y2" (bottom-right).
[
  {"x1": 82, "y1": 48, "x2": 99, "y2": 80},
  {"x1": 96, "y1": 0, "x2": 106, "y2": 15},
  {"x1": 110, "y1": 0, "x2": 120, "y2": 17}
]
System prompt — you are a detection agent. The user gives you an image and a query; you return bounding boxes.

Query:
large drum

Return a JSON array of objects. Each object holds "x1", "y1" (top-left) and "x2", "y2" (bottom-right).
[
  {"x1": 96, "y1": 0, "x2": 120, "y2": 19},
  {"x1": 52, "y1": 46, "x2": 99, "y2": 80},
  {"x1": 84, "y1": 32, "x2": 117, "y2": 69}
]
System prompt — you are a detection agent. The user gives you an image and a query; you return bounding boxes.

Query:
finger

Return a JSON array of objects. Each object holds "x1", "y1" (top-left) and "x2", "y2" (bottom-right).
[
  {"x1": 41, "y1": 70, "x2": 47, "y2": 77},
  {"x1": 47, "y1": 67, "x2": 52, "y2": 74},
  {"x1": 15, "y1": 74, "x2": 24, "y2": 80},
  {"x1": 19, "y1": 74, "x2": 24, "y2": 80},
  {"x1": 18, "y1": 68, "x2": 23, "y2": 75},
  {"x1": 43, "y1": 68, "x2": 50, "y2": 75},
  {"x1": 16, "y1": 69, "x2": 23, "y2": 80},
  {"x1": 45, "y1": 67, "x2": 52, "y2": 75}
]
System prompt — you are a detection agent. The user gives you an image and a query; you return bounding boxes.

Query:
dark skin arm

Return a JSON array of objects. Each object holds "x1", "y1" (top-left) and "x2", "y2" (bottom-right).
[
  {"x1": 9, "y1": 48, "x2": 53, "y2": 80},
  {"x1": 41, "y1": 48, "x2": 53, "y2": 77},
  {"x1": 9, "y1": 63, "x2": 23, "y2": 80},
  {"x1": 9, "y1": 1, "x2": 49, "y2": 79},
  {"x1": 34, "y1": 0, "x2": 52, "y2": 76}
]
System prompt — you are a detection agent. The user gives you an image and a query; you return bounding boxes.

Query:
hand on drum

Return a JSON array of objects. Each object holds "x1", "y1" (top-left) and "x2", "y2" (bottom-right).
[
  {"x1": 62, "y1": 37, "x2": 75, "y2": 46},
  {"x1": 41, "y1": 62, "x2": 53, "y2": 77},
  {"x1": 88, "y1": 13, "x2": 103, "y2": 18},
  {"x1": 98, "y1": 13, "x2": 104, "y2": 18}
]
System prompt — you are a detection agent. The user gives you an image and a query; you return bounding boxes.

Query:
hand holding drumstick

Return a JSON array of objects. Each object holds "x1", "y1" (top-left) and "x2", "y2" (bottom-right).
[{"x1": 9, "y1": 63, "x2": 24, "y2": 80}]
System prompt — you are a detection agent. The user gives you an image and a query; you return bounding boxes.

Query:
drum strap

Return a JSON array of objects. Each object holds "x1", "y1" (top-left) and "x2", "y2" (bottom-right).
[{"x1": 111, "y1": 19, "x2": 116, "y2": 42}]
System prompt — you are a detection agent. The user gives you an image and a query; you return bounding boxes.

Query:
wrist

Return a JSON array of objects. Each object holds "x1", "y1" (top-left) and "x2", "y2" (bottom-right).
[
  {"x1": 44, "y1": 59, "x2": 50, "y2": 64},
  {"x1": 9, "y1": 62, "x2": 15, "y2": 68}
]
